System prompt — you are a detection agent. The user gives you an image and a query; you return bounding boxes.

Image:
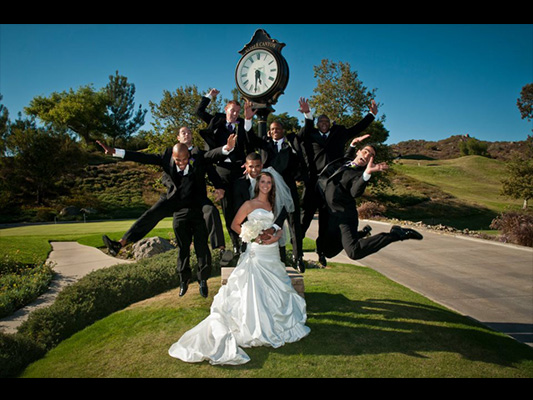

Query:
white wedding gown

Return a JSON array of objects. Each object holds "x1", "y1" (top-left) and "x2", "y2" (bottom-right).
[{"x1": 168, "y1": 208, "x2": 310, "y2": 365}]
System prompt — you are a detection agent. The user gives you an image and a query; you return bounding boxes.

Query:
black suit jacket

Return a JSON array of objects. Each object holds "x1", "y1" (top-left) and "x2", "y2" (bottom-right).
[
  {"x1": 123, "y1": 146, "x2": 225, "y2": 209},
  {"x1": 196, "y1": 96, "x2": 254, "y2": 166},
  {"x1": 245, "y1": 129, "x2": 307, "y2": 189},
  {"x1": 160, "y1": 146, "x2": 224, "y2": 199},
  {"x1": 317, "y1": 157, "x2": 369, "y2": 219},
  {"x1": 298, "y1": 113, "x2": 375, "y2": 177}
]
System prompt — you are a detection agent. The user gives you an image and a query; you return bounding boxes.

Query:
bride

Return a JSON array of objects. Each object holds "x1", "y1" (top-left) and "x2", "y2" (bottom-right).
[{"x1": 168, "y1": 171, "x2": 310, "y2": 365}]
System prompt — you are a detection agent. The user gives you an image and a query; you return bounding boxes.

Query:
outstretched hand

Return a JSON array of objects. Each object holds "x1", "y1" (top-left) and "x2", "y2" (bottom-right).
[
  {"x1": 226, "y1": 134, "x2": 236, "y2": 151},
  {"x1": 369, "y1": 99, "x2": 378, "y2": 115},
  {"x1": 365, "y1": 156, "x2": 389, "y2": 175},
  {"x1": 349, "y1": 134, "x2": 371, "y2": 147},
  {"x1": 244, "y1": 100, "x2": 257, "y2": 120},
  {"x1": 298, "y1": 97, "x2": 310, "y2": 114},
  {"x1": 96, "y1": 140, "x2": 115, "y2": 155},
  {"x1": 208, "y1": 88, "x2": 220, "y2": 98}
]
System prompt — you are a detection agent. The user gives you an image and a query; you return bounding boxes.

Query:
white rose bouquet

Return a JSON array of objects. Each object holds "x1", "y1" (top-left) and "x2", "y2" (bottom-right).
[{"x1": 239, "y1": 219, "x2": 270, "y2": 243}]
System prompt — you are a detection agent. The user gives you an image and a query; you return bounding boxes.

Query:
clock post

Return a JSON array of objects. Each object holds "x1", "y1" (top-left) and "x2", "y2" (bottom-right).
[{"x1": 235, "y1": 29, "x2": 289, "y2": 138}]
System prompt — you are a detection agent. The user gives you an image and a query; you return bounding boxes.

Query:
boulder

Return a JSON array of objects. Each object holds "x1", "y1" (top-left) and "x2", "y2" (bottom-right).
[{"x1": 132, "y1": 237, "x2": 175, "y2": 260}]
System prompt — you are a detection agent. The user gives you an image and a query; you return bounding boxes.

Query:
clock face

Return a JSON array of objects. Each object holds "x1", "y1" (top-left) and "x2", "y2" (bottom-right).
[{"x1": 236, "y1": 49, "x2": 280, "y2": 97}]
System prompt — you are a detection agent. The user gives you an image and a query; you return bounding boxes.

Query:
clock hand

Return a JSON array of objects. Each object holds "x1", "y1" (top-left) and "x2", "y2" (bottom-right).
[{"x1": 254, "y1": 69, "x2": 262, "y2": 92}]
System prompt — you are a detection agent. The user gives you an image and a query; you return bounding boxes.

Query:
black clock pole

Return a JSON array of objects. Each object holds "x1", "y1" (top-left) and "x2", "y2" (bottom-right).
[{"x1": 254, "y1": 104, "x2": 274, "y2": 139}]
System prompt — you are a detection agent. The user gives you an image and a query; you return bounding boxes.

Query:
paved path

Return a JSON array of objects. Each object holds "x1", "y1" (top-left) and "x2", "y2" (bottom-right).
[
  {"x1": 0, "y1": 242, "x2": 133, "y2": 334},
  {"x1": 2, "y1": 221, "x2": 532, "y2": 349},
  {"x1": 305, "y1": 219, "x2": 533, "y2": 347}
]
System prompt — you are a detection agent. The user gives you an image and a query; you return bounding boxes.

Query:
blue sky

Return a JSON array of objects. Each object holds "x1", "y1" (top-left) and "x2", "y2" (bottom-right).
[{"x1": 1, "y1": 24, "x2": 531, "y2": 144}]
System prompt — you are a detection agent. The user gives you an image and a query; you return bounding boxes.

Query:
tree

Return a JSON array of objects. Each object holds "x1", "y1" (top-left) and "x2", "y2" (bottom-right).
[
  {"x1": 147, "y1": 85, "x2": 223, "y2": 152},
  {"x1": 459, "y1": 137, "x2": 489, "y2": 157},
  {"x1": 517, "y1": 83, "x2": 533, "y2": 132},
  {"x1": 102, "y1": 71, "x2": 147, "y2": 146},
  {"x1": 500, "y1": 135, "x2": 533, "y2": 209},
  {"x1": 1, "y1": 116, "x2": 86, "y2": 205},
  {"x1": 309, "y1": 59, "x2": 392, "y2": 189},
  {"x1": 310, "y1": 60, "x2": 378, "y2": 125},
  {"x1": 0, "y1": 94, "x2": 9, "y2": 156},
  {"x1": 25, "y1": 85, "x2": 108, "y2": 145}
]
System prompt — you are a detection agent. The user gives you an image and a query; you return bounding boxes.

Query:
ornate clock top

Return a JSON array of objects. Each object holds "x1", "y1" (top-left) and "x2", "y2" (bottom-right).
[{"x1": 238, "y1": 29, "x2": 286, "y2": 55}]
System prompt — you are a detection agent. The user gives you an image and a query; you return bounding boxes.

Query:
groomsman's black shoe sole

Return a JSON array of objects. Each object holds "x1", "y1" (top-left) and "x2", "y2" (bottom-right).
[
  {"x1": 102, "y1": 235, "x2": 122, "y2": 256},
  {"x1": 359, "y1": 224, "x2": 372, "y2": 238},
  {"x1": 179, "y1": 280, "x2": 189, "y2": 297},
  {"x1": 220, "y1": 250, "x2": 234, "y2": 267},
  {"x1": 199, "y1": 280, "x2": 208, "y2": 298},
  {"x1": 390, "y1": 225, "x2": 424, "y2": 241}
]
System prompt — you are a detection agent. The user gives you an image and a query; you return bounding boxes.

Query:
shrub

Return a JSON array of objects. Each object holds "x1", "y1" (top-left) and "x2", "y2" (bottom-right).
[
  {"x1": 358, "y1": 201, "x2": 387, "y2": 219},
  {"x1": 0, "y1": 332, "x2": 46, "y2": 378},
  {"x1": 0, "y1": 258, "x2": 54, "y2": 318},
  {"x1": 17, "y1": 250, "x2": 180, "y2": 349},
  {"x1": 490, "y1": 211, "x2": 533, "y2": 247}
]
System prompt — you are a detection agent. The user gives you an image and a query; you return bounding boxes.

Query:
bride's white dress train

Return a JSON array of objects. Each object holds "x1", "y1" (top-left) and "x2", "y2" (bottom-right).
[{"x1": 168, "y1": 208, "x2": 310, "y2": 365}]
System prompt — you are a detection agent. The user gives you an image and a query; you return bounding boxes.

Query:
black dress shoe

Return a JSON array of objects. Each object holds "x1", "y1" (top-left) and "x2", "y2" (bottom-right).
[
  {"x1": 318, "y1": 253, "x2": 327, "y2": 267},
  {"x1": 179, "y1": 280, "x2": 189, "y2": 297},
  {"x1": 199, "y1": 280, "x2": 208, "y2": 298},
  {"x1": 102, "y1": 235, "x2": 122, "y2": 256},
  {"x1": 359, "y1": 224, "x2": 372, "y2": 238},
  {"x1": 390, "y1": 225, "x2": 423, "y2": 241},
  {"x1": 296, "y1": 257, "x2": 306, "y2": 273}
]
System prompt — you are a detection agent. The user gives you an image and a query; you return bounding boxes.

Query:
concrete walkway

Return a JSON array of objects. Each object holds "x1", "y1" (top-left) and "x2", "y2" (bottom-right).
[
  {"x1": 305, "y1": 219, "x2": 533, "y2": 347},
  {"x1": 2, "y1": 220, "x2": 532, "y2": 349},
  {"x1": 0, "y1": 242, "x2": 133, "y2": 335}
]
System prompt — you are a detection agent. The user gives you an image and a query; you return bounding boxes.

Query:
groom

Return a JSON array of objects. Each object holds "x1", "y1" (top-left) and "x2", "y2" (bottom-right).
[{"x1": 233, "y1": 152, "x2": 290, "y2": 261}]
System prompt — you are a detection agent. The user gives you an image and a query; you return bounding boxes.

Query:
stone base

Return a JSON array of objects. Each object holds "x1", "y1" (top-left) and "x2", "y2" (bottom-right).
[{"x1": 221, "y1": 266, "x2": 305, "y2": 297}]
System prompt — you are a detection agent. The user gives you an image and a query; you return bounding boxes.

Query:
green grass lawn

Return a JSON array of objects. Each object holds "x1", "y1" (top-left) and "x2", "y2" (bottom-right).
[
  {"x1": 0, "y1": 216, "x2": 315, "y2": 264},
  {"x1": 381, "y1": 155, "x2": 524, "y2": 230},
  {"x1": 395, "y1": 156, "x2": 521, "y2": 213},
  {"x1": 19, "y1": 263, "x2": 533, "y2": 378}
]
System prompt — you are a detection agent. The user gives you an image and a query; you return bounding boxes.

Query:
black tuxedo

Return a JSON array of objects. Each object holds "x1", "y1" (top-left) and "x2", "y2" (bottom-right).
[
  {"x1": 196, "y1": 96, "x2": 257, "y2": 249},
  {"x1": 245, "y1": 130, "x2": 306, "y2": 260},
  {"x1": 120, "y1": 146, "x2": 226, "y2": 283},
  {"x1": 316, "y1": 157, "x2": 398, "y2": 260},
  {"x1": 298, "y1": 113, "x2": 375, "y2": 234},
  {"x1": 161, "y1": 146, "x2": 225, "y2": 250}
]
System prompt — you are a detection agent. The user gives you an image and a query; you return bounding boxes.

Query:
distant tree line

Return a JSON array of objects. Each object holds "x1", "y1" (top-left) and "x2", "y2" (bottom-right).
[{"x1": 1, "y1": 62, "x2": 530, "y2": 221}]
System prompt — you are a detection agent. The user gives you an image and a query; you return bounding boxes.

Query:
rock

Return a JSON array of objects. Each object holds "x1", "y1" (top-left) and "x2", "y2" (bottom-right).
[{"x1": 132, "y1": 237, "x2": 175, "y2": 260}]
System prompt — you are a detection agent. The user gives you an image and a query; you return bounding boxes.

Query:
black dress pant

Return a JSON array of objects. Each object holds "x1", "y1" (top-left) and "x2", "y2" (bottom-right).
[
  {"x1": 121, "y1": 198, "x2": 212, "y2": 283},
  {"x1": 214, "y1": 163, "x2": 242, "y2": 250},
  {"x1": 173, "y1": 207, "x2": 211, "y2": 283},
  {"x1": 300, "y1": 177, "x2": 318, "y2": 235},
  {"x1": 316, "y1": 210, "x2": 397, "y2": 260},
  {"x1": 122, "y1": 197, "x2": 176, "y2": 243}
]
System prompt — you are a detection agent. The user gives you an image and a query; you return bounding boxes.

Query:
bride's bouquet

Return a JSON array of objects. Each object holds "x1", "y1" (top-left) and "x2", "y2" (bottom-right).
[{"x1": 239, "y1": 219, "x2": 270, "y2": 243}]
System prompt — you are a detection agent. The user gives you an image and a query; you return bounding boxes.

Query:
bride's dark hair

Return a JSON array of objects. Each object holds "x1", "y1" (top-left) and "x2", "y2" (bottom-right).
[{"x1": 253, "y1": 171, "x2": 276, "y2": 211}]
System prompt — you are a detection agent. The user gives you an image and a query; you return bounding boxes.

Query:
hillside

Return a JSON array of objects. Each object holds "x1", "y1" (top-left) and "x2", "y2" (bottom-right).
[
  {"x1": 364, "y1": 155, "x2": 525, "y2": 231},
  {"x1": 390, "y1": 135, "x2": 530, "y2": 161}
]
